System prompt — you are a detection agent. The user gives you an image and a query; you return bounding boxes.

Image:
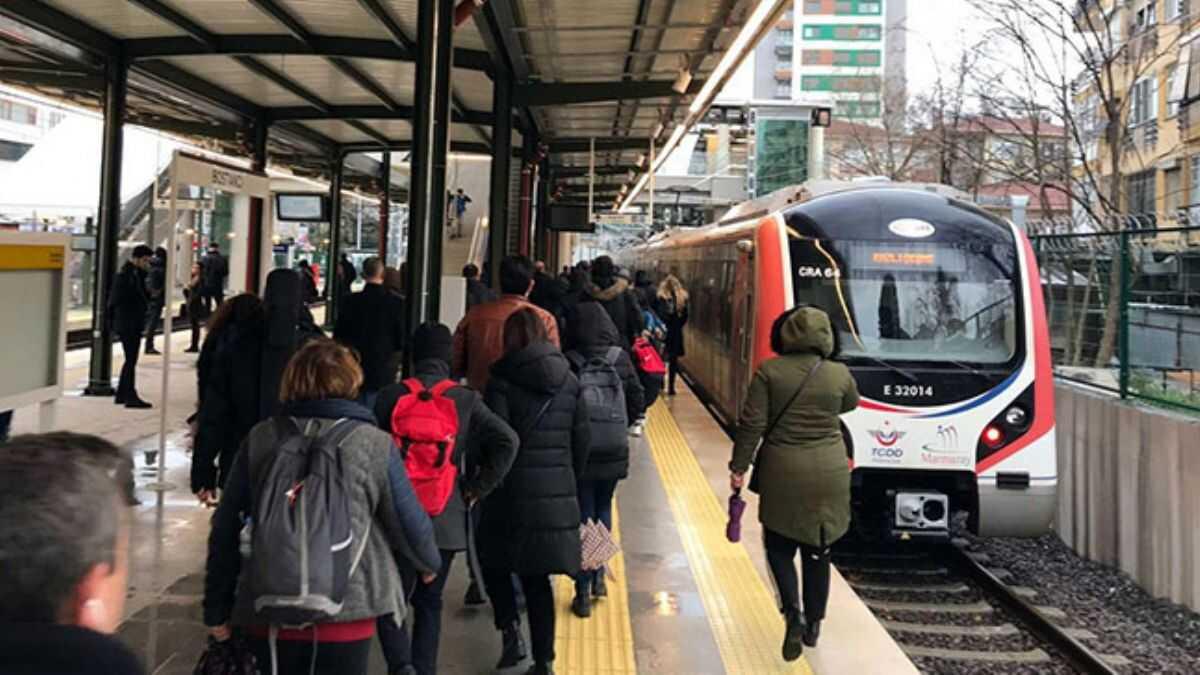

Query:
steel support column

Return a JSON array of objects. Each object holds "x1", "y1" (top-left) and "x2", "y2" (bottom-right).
[
  {"x1": 84, "y1": 55, "x2": 127, "y2": 397},
  {"x1": 535, "y1": 161, "x2": 550, "y2": 262},
  {"x1": 488, "y1": 75, "x2": 513, "y2": 289},
  {"x1": 327, "y1": 153, "x2": 346, "y2": 329},
  {"x1": 518, "y1": 134, "x2": 537, "y2": 256},
  {"x1": 378, "y1": 150, "x2": 391, "y2": 260},
  {"x1": 246, "y1": 117, "x2": 269, "y2": 294},
  {"x1": 407, "y1": 0, "x2": 454, "y2": 326}
]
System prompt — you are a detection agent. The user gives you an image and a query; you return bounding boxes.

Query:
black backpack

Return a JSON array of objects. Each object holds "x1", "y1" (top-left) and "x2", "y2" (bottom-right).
[
  {"x1": 567, "y1": 348, "x2": 628, "y2": 453},
  {"x1": 248, "y1": 417, "x2": 361, "y2": 626}
]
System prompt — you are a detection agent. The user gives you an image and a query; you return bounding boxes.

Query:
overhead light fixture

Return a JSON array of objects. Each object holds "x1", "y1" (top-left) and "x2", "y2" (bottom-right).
[
  {"x1": 672, "y1": 68, "x2": 694, "y2": 95},
  {"x1": 622, "y1": 0, "x2": 789, "y2": 211},
  {"x1": 689, "y1": 0, "x2": 788, "y2": 115}
]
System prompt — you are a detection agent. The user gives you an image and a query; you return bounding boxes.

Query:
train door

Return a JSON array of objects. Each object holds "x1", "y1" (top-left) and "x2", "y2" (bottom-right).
[{"x1": 731, "y1": 243, "x2": 754, "y2": 417}]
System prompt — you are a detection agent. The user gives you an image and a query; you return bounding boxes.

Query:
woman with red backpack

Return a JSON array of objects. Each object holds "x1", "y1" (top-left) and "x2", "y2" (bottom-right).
[{"x1": 372, "y1": 322, "x2": 519, "y2": 675}]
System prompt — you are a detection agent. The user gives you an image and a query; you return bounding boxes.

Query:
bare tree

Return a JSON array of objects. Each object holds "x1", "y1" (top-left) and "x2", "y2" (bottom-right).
[{"x1": 967, "y1": 0, "x2": 1186, "y2": 368}]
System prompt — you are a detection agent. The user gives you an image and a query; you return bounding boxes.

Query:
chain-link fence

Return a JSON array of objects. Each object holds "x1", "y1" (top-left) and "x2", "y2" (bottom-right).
[{"x1": 1030, "y1": 216, "x2": 1200, "y2": 414}]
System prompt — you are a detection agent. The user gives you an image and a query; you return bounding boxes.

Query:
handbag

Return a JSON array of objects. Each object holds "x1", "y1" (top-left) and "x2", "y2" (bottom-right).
[
  {"x1": 580, "y1": 518, "x2": 620, "y2": 572},
  {"x1": 747, "y1": 359, "x2": 823, "y2": 494},
  {"x1": 193, "y1": 636, "x2": 257, "y2": 675}
]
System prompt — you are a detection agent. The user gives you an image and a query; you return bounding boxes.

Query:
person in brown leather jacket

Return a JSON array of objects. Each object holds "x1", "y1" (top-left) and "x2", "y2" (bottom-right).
[{"x1": 452, "y1": 255, "x2": 560, "y2": 392}]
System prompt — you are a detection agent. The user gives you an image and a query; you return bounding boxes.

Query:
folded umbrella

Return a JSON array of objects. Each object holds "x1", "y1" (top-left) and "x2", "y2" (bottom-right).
[{"x1": 726, "y1": 488, "x2": 746, "y2": 543}]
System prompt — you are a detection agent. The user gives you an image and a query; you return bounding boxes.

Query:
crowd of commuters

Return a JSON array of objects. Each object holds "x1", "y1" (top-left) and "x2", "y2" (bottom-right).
[{"x1": 6, "y1": 246, "x2": 893, "y2": 675}]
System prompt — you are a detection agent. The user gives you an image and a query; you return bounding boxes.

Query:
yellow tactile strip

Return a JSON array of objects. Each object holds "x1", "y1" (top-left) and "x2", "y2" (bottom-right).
[
  {"x1": 644, "y1": 402, "x2": 816, "y2": 675},
  {"x1": 552, "y1": 505, "x2": 638, "y2": 673}
]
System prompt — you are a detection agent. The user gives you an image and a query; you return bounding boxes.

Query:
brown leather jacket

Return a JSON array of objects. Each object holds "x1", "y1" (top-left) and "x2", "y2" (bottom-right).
[{"x1": 452, "y1": 294, "x2": 561, "y2": 391}]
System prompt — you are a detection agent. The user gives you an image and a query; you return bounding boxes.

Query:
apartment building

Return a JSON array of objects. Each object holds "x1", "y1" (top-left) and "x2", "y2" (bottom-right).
[
  {"x1": 1073, "y1": 0, "x2": 1199, "y2": 231},
  {"x1": 752, "y1": 0, "x2": 907, "y2": 124}
]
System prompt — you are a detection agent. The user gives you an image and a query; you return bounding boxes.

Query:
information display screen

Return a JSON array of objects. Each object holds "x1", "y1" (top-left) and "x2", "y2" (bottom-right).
[
  {"x1": 547, "y1": 205, "x2": 595, "y2": 233},
  {"x1": 276, "y1": 193, "x2": 329, "y2": 222}
]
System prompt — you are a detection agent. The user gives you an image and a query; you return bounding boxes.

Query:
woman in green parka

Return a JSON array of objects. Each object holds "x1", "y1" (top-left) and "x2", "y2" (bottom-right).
[{"x1": 729, "y1": 305, "x2": 859, "y2": 662}]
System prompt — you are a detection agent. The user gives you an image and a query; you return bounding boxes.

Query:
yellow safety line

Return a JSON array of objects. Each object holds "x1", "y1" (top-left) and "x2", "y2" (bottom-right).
[
  {"x1": 644, "y1": 402, "x2": 815, "y2": 675},
  {"x1": 552, "y1": 505, "x2": 637, "y2": 673}
]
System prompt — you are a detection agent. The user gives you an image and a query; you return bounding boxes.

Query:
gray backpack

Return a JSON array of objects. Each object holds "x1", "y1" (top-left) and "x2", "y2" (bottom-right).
[
  {"x1": 567, "y1": 348, "x2": 628, "y2": 453},
  {"x1": 248, "y1": 417, "x2": 361, "y2": 625}
]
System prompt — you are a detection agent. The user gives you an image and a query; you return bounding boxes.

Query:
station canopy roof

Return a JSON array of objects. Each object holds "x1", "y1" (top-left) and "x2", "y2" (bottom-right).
[{"x1": 0, "y1": 0, "x2": 779, "y2": 204}]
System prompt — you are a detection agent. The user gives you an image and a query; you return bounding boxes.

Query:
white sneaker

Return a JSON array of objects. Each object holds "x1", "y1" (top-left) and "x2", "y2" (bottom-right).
[{"x1": 629, "y1": 421, "x2": 644, "y2": 437}]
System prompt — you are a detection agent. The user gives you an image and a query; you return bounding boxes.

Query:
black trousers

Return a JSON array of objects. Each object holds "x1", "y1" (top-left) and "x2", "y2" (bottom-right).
[
  {"x1": 483, "y1": 568, "x2": 556, "y2": 663},
  {"x1": 668, "y1": 356, "x2": 681, "y2": 393},
  {"x1": 763, "y1": 528, "x2": 832, "y2": 622},
  {"x1": 247, "y1": 637, "x2": 370, "y2": 675},
  {"x1": 117, "y1": 332, "x2": 141, "y2": 401},
  {"x1": 377, "y1": 550, "x2": 457, "y2": 675},
  {"x1": 188, "y1": 313, "x2": 202, "y2": 350},
  {"x1": 143, "y1": 301, "x2": 164, "y2": 349}
]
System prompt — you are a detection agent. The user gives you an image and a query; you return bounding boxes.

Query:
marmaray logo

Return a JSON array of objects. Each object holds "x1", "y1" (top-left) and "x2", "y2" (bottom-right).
[{"x1": 922, "y1": 425, "x2": 959, "y2": 454}]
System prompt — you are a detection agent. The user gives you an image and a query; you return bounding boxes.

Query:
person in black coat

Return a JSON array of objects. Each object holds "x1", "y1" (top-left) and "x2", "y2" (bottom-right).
[
  {"x1": 586, "y1": 256, "x2": 644, "y2": 348},
  {"x1": 110, "y1": 245, "x2": 154, "y2": 408},
  {"x1": 655, "y1": 274, "x2": 690, "y2": 396},
  {"x1": 530, "y1": 262, "x2": 568, "y2": 330},
  {"x1": 373, "y1": 322, "x2": 519, "y2": 675},
  {"x1": 193, "y1": 269, "x2": 323, "y2": 503},
  {"x1": 479, "y1": 308, "x2": 590, "y2": 675},
  {"x1": 463, "y1": 263, "x2": 496, "y2": 309},
  {"x1": 563, "y1": 302, "x2": 643, "y2": 618},
  {"x1": 143, "y1": 247, "x2": 167, "y2": 355},
  {"x1": 334, "y1": 256, "x2": 406, "y2": 406},
  {"x1": 633, "y1": 270, "x2": 656, "y2": 313},
  {"x1": 201, "y1": 242, "x2": 228, "y2": 312},
  {"x1": 338, "y1": 252, "x2": 357, "y2": 300}
]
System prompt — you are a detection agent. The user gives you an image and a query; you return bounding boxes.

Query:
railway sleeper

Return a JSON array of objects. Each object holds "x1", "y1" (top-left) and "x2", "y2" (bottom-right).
[{"x1": 902, "y1": 645, "x2": 1051, "y2": 663}]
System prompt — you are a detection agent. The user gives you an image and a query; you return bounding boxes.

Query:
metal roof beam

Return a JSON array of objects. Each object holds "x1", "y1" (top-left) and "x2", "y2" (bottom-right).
[
  {"x1": 341, "y1": 140, "x2": 496, "y2": 155},
  {"x1": 473, "y1": 0, "x2": 538, "y2": 138},
  {"x1": 124, "y1": 36, "x2": 492, "y2": 72},
  {"x1": 0, "y1": 0, "x2": 118, "y2": 57},
  {"x1": 327, "y1": 58, "x2": 404, "y2": 111},
  {"x1": 246, "y1": 0, "x2": 312, "y2": 44},
  {"x1": 233, "y1": 56, "x2": 330, "y2": 113},
  {"x1": 269, "y1": 104, "x2": 492, "y2": 126},
  {"x1": 514, "y1": 79, "x2": 703, "y2": 106},
  {"x1": 353, "y1": 0, "x2": 417, "y2": 52},
  {"x1": 550, "y1": 164, "x2": 638, "y2": 177},
  {"x1": 126, "y1": 0, "x2": 217, "y2": 47},
  {"x1": 549, "y1": 138, "x2": 651, "y2": 153},
  {"x1": 346, "y1": 120, "x2": 391, "y2": 146},
  {"x1": 0, "y1": 67, "x2": 104, "y2": 90}
]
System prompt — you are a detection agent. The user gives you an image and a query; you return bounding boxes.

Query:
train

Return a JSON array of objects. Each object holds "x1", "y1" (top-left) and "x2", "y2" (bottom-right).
[{"x1": 619, "y1": 181, "x2": 1056, "y2": 539}]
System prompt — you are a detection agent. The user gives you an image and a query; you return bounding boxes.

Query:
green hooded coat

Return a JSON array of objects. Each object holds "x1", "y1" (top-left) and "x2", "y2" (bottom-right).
[{"x1": 730, "y1": 307, "x2": 860, "y2": 547}]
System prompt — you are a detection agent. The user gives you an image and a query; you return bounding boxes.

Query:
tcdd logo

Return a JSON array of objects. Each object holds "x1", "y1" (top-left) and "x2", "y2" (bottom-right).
[{"x1": 869, "y1": 421, "x2": 905, "y2": 447}]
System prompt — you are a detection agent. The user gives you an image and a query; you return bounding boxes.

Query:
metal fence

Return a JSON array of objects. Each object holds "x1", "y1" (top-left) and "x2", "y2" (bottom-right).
[{"x1": 1029, "y1": 218, "x2": 1200, "y2": 414}]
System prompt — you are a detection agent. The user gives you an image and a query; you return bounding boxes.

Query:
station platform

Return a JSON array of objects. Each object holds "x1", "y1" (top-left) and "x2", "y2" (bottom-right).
[{"x1": 5, "y1": 332, "x2": 915, "y2": 675}]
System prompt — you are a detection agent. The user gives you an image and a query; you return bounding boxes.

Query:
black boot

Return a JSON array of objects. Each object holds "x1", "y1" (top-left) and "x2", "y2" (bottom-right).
[
  {"x1": 782, "y1": 608, "x2": 804, "y2": 662},
  {"x1": 524, "y1": 661, "x2": 555, "y2": 675},
  {"x1": 803, "y1": 619, "x2": 821, "y2": 648},
  {"x1": 592, "y1": 571, "x2": 608, "y2": 598},
  {"x1": 496, "y1": 623, "x2": 527, "y2": 669},
  {"x1": 571, "y1": 588, "x2": 592, "y2": 618},
  {"x1": 464, "y1": 580, "x2": 486, "y2": 606}
]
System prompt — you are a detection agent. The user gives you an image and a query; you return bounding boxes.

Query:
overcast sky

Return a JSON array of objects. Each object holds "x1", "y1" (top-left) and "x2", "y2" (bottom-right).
[{"x1": 904, "y1": 1, "x2": 987, "y2": 96}]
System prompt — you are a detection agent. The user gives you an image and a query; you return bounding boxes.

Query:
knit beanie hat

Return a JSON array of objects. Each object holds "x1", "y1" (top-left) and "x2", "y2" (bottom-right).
[{"x1": 411, "y1": 322, "x2": 453, "y2": 364}]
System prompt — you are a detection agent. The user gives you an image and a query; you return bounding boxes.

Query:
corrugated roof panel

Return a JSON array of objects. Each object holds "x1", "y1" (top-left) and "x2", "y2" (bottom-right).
[
  {"x1": 454, "y1": 14, "x2": 490, "y2": 51},
  {"x1": 453, "y1": 70, "x2": 493, "y2": 112},
  {"x1": 300, "y1": 119, "x2": 375, "y2": 143},
  {"x1": 256, "y1": 55, "x2": 384, "y2": 106},
  {"x1": 164, "y1": 55, "x2": 310, "y2": 107},
  {"x1": 277, "y1": 0, "x2": 393, "y2": 40},
  {"x1": 349, "y1": 59, "x2": 418, "y2": 104},
  {"x1": 40, "y1": 0, "x2": 185, "y2": 39},
  {"x1": 381, "y1": 0, "x2": 419, "y2": 39},
  {"x1": 159, "y1": 0, "x2": 290, "y2": 34}
]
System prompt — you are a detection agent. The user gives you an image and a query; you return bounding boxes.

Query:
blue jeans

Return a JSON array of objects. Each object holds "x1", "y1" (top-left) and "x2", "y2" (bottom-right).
[{"x1": 576, "y1": 478, "x2": 619, "y2": 590}]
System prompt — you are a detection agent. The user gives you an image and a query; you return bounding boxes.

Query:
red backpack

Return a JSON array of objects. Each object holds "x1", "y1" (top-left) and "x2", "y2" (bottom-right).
[
  {"x1": 389, "y1": 379, "x2": 460, "y2": 516},
  {"x1": 632, "y1": 337, "x2": 667, "y2": 376}
]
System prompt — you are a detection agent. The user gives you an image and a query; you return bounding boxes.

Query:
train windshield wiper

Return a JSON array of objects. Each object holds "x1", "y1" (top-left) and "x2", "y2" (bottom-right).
[
  {"x1": 857, "y1": 355, "x2": 920, "y2": 383},
  {"x1": 943, "y1": 359, "x2": 991, "y2": 382}
]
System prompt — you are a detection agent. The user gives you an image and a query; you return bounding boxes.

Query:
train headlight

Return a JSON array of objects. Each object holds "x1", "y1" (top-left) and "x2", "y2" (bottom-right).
[
  {"x1": 1003, "y1": 406, "x2": 1029, "y2": 430},
  {"x1": 982, "y1": 425, "x2": 1006, "y2": 449}
]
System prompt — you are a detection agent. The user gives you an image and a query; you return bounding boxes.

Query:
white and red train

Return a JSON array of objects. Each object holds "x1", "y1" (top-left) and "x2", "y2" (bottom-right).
[{"x1": 620, "y1": 181, "x2": 1056, "y2": 539}]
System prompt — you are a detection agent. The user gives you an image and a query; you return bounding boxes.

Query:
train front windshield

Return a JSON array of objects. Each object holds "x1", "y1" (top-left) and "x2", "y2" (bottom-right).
[{"x1": 789, "y1": 236, "x2": 1020, "y2": 366}]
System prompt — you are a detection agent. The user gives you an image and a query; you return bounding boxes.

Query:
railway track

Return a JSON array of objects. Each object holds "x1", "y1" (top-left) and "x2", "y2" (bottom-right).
[{"x1": 834, "y1": 540, "x2": 1126, "y2": 674}]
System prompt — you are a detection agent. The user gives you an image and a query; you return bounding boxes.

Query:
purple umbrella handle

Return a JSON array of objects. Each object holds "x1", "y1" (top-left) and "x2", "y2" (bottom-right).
[{"x1": 726, "y1": 489, "x2": 747, "y2": 543}]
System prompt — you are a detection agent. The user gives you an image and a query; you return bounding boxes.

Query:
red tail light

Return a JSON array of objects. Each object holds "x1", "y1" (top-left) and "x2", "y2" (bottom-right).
[{"x1": 982, "y1": 425, "x2": 1005, "y2": 449}]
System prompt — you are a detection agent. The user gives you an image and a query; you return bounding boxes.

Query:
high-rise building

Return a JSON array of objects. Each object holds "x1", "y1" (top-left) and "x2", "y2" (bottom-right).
[{"x1": 752, "y1": 0, "x2": 907, "y2": 124}]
